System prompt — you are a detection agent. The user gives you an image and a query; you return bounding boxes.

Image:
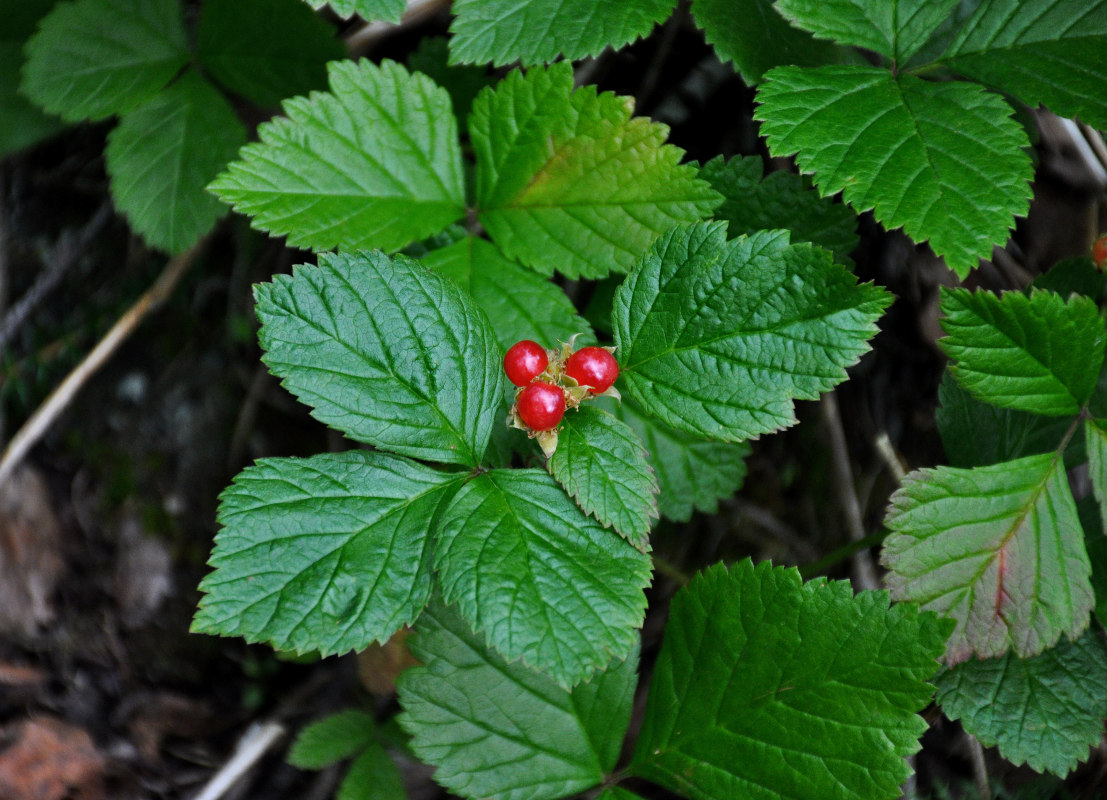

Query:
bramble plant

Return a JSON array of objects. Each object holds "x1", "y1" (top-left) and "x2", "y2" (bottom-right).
[{"x1": 8, "y1": 0, "x2": 1107, "y2": 798}]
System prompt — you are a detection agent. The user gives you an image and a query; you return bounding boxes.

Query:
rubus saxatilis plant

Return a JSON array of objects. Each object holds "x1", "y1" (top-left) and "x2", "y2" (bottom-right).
[{"x1": 12, "y1": 0, "x2": 1107, "y2": 796}]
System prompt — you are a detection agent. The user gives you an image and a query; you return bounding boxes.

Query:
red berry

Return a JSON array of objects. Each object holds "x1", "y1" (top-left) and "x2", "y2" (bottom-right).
[
  {"x1": 503, "y1": 340, "x2": 548, "y2": 387},
  {"x1": 1093, "y1": 234, "x2": 1107, "y2": 269},
  {"x1": 516, "y1": 382, "x2": 565, "y2": 431},
  {"x1": 565, "y1": 346, "x2": 619, "y2": 394}
]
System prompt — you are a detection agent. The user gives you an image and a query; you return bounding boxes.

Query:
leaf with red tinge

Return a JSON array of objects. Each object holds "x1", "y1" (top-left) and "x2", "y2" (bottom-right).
[{"x1": 882, "y1": 453, "x2": 1094, "y2": 662}]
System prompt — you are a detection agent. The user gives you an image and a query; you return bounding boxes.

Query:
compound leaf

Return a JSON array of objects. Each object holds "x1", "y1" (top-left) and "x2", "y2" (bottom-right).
[
  {"x1": 929, "y1": 0, "x2": 1107, "y2": 130},
  {"x1": 549, "y1": 405, "x2": 658, "y2": 549},
  {"x1": 288, "y1": 710, "x2": 377, "y2": 769},
  {"x1": 776, "y1": 0, "x2": 959, "y2": 63},
  {"x1": 105, "y1": 71, "x2": 246, "y2": 254},
  {"x1": 398, "y1": 599, "x2": 638, "y2": 800},
  {"x1": 935, "y1": 631, "x2": 1107, "y2": 776},
  {"x1": 701, "y1": 155, "x2": 858, "y2": 264},
  {"x1": 939, "y1": 288, "x2": 1106, "y2": 417},
  {"x1": 21, "y1": 0, "x2": 188, "y2": 122},
  {"x1": 449, "y1": 0, "x2": 678, "y2": 66},
  {"x1": 471, "y1": 63, "x2": 720, "y2": 280},
  {"x1": 601, "y1": 395, "x2": 749, "y2": 522},
  {"x1": 198, "y1": 0, "x2": 344, "y2": 109},
  {"x1": 755, "y1": 65, "x2": 1033, "y2": 278},
  {"x1": 255, "y1": 251, "x2": 503, "y2": 467},
  {"x1": 302, "y1": 0, "x2": 405, "y2": 22},
  {"x1": 193, "y1": 452, "x2": 464, "y2": 656},
  {"x1": 420, "y1": 236, "x2": 590, "y2": 352},
  {"x1": 613, "y1": 222, "x2": 890, "y2": 441},
  {"x1": 434, "y1": 469, "x2": 651, "y2": 686},
  {"x1": 690, "y1": 0, "x2": 855, "y2": 85},
  {"x1": 882, "y1": 454, "x2": 1094, "y2": 662},
  {"x1": 631, "y1": 560, "x2": 949, "y2": 800},
  {"x1": 209, "y1": 59, "x2": 465, "y2": 253}
]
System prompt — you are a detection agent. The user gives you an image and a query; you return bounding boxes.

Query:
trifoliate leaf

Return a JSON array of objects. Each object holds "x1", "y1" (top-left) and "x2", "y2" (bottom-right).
[
  {"x1": 340, "y1": 746, "x2": 405, "y2": 800},
  {"x1": 689, "y1": 0, "x2": 856, "y2": 85},
  {"x1": 471, "y1": 63, "x2": 720, "y2": 280},
  {"x1": 198, "y1": 0, "x2": 344, "y2": 109},
  {"x1": 935, "y1": 375, "x2": 1076, "y2": 469},
  {"x1": 449, "y1": 0, "x2": 678, "y2": 66},
  {"x1": 755, "y1": 65, "x2": 1033, "y2": 278},
  {"x1": 935, "y1": 631, "x2": 1107, "y2": 776},
  {"x1": 105, "y1": 71, "x2": 246, "y2": 254},
  {"x1": 407, "y1": 37, "x2": 492, "y2": 134},
  {"x1": 631, "y1": 560, "x2": 949, "y2": 800},
  {"x1": 939, "y1": 288, "x2": 1106, "y2": 417},
  {"x1": 613, "y1": 222, "x2": 891, "y2": 441},
  {"x1": 701, "y1": 155, "x2": 858, "y2": 264},
  {"x1": 548, "y1": 406, "x2": 658, "y2": 549},
  {"x1": 288, "y1": 711, "x2": 377, "y2": 769},
  {"x1": 600, "y1": 395, "x2": 749, "y2": 522},
  {"x1": 776, "y1": 0, "x2": 959, "y2": 63},
  {"x1": 1087, "y1": 420, "x2": 1107, "y2": 535},
  {"x1": 882, "y1": 454, "x2": 1094, "y2": 663},
  {"x1": 209, "y1": 59, "x2": 465, "y2": 253},
  {"x1": 434, "y1": 469, "x2": 651, "y2": 686},
  {"x1": 930, "y1": 0, "x2": 1107, "y2": 130},
  {"x1": 255, "y1": 251, "x2": 503, "y2": 466},
  {"x1": 193, "y1": 452, "x2": 464, "y2": 656},
  {"x1": 420, "y1": 236, "x2": 590, "y2": 351},
  {"x1": 302, "y1": 0, "x2": 404, "y2": 23},
  {"x1": 398, "y1": 600, "x2": 638, "y2": 800},
  {"x1": 0, "y1": 0, "x2": 64, "y2": 157},
  {"x1": 21, "y1": 0, "x2": 188, "y2": 122}
]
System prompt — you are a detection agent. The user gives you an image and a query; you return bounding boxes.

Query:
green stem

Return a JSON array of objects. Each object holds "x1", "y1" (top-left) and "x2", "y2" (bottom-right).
[
  {"x1": 800, "y1": 529, "x2": 889, "y2": 579},
  {"x1": 652, "y1": 554, "x2": 690, "y2": 585}
]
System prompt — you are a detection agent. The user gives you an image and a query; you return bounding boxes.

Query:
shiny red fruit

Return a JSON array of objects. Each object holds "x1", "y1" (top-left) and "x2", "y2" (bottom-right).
[
  {"x1": 516, "y1": 382, "x2": 565, "y2": 431},
  {"x1": 1093, "y1": 234, "x2": 1107, "y2": 269},
  {"x1": 503, "y1": 340, "x2": 548, "y2": 387},
  {"x1": 565, "y1": 346, "x2": 619, "y2": 394}
]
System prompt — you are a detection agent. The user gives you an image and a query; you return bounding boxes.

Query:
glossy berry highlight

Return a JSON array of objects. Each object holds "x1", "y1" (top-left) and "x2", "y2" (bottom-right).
[
  {"x1": 503, "y1": 340, "x2": 548, "y2": 387},
  {"x1": 565, "y1": 346, "x2": 619, "y2": 394},
  {"x1": 516, "y1": 381, "x2": 565, "y2": 431}
]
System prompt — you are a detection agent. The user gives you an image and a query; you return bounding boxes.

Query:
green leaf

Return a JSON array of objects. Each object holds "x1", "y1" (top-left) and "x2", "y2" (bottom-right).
[
  {"x1": 340, "y1": 746, "x2": 405, "y2": 800},
  {"x1": 398, "y1": 599, "x2": 638, "y2": 800},
  {"x1": 105, "y1": 71, "x2": 246, "y2": 254},
  {"x1": 882, "y1": 453, "x2": 1094, "y2": 662},
  {"x1": 407, "y1": 37, "x2": 492, "y2": 135},
  {"x1": 449, "y1": 0, "x2": 678, "y2": 66},
  {"x1": 209, "y1": 59, "x2": 465, "y2": 253},
  {"x1": 198, "y1": 0, "x2": 344, "y2": 109},
  {"x1": 775, "y1": 0, "x2": 959, "y2": 63},
  {"x1": 420, "y1": 236, "x2": 590, "y2": 352},
  {"x1": 929, "y1": 0, "x2": 1107, "y2": 130},
  {"x1": 21, "y1": 0, "x2": 188, "y2": 122},
  {"x1": 689, "y1": 0, "x2": 856, "y2": 85},
  {"x1": 1087, "y1": 420, "x2": 1107, "y2": 535},
  {"x1": 596, "y1": 790, "x2": 646, "y2": 800},
  {"x1": 255, "y1": 251, "x2": 503, "y2": 466},
  {"x1": 631, "y1": 560, "x2": 949, "y2": 800},
  {"x1": 434, "y1": 469, "x2": 651, "y2": 686},
  {"x1": 288, "y1": 710, "x2": 377, "y2": 769},
  {"x1": 701, "y1": 155, "x2": 858, "y2": 264},
  {"x1": 1031, "y1": 257, "x2": 1105, "y2": 301},
  {"x1": 471, "y1": 63, "x2": 720, "y2": 280},
  {"x1": 0, "y1": 0, "x2": 64, "y2": 157},
  {"x1": 935, "y1": 375, "x2": 1075, "y2": 469},
  {"x1": 601, "y1": 395, "x2": 749, "y2": 522},
  {"x1": 754, "y1": 65, "x2": 1033, "y2": 278},
  {"x1": 613, "y1": 222, "x2": 891, "y2": 441},
  {"x1": 303, "y1": 0, "x2": 405, "y2": 22},
  {"x1": 548, "y1": 406, "x2": 658, "y2": 549},
  {"x1": 1082, "y1": 497, "x2": 1107, "y2": 627},
  {"x1": 193, "y1": 452, "x2": 464, "y2": 656},
  {"x1": 935, "y1": 631, "x2": 1107, "y2": 777},
  {"x1": 939, "y1": 288, "x2": 1106, "y2": 417}
]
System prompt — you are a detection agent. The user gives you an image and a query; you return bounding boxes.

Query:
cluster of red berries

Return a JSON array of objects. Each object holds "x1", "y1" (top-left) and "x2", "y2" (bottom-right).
[{"x1": 503, "y1": 337, "x2": 619, "y2": 452}]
